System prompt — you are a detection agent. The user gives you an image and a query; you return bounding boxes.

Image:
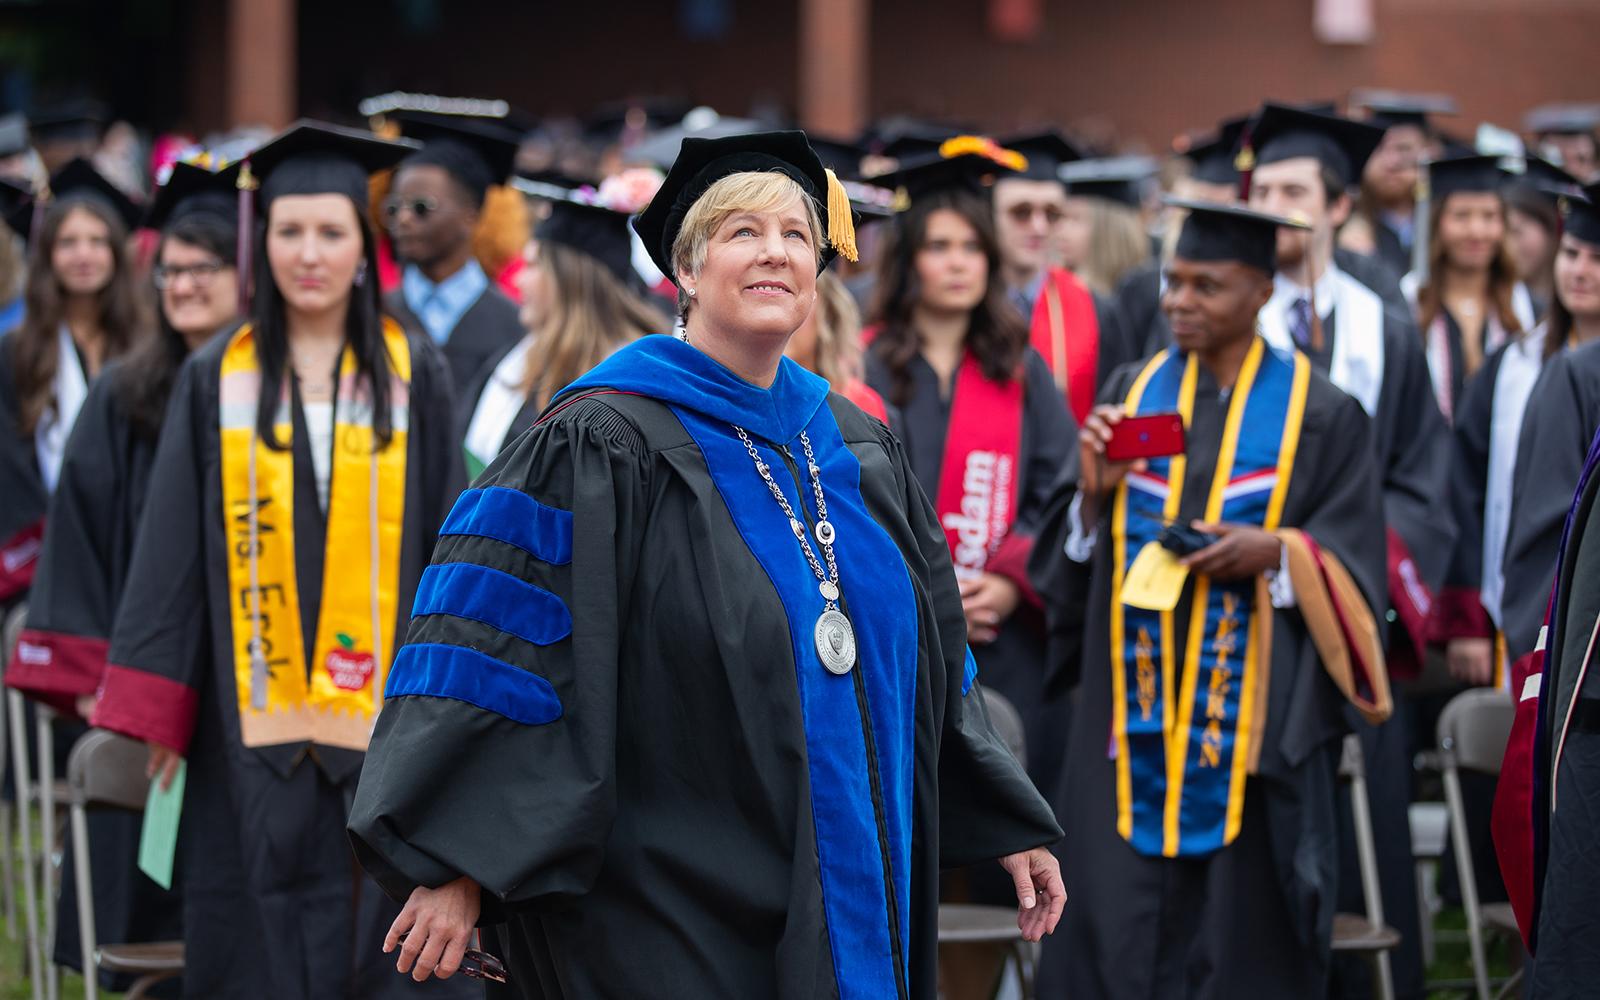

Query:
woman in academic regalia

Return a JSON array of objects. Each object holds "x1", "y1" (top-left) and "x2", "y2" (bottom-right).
[
  {"x1": 1405, "y1": 155, "x2": 1538, "y2": 421},
  {"x1": 88, "y1": 121, "x2": 471, "y2": 1000},
  {"x1": 0, "y1": 159, "x2": 148, "y2": 610},
  {"x1": 349, "y1": 131, "x2": 1064, "y2": 999},
  {"x1": 460, "y1": 195, "x2": 666, "y2": 478},
  {"x1": 6, "y1": 159, "x2": 239, "y2": 990},
  {"x1": 863, "y1": 140, "x2": 1077, "y2": 804}
]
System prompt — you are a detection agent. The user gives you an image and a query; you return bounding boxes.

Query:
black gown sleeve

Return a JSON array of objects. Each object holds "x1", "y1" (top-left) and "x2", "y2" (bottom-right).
[
  {"x1": 1502, "y1": 345, "x2": 1600, "y2": 659},
  {"x1": 879, "y1": 425, "x2": 1062, "y2": 868},
  {"x1": 348, "y1": 396, "x2": 650, "y2": 916},
  {"x1": 5, "y1": 376, "x2": 125, "y2": 713},
  {"x1": 408, "y1": 332, "x2": 467, "y2": 534},
  {"x1": 92, "y1": 355, "x2": 211, "y2": 753}
]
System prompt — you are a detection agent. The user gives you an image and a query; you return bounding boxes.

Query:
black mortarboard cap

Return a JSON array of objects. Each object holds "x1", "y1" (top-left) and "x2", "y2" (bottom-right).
[
  {"x1": 1175, "y1": 116, "x2": 1249, "y2": 187},
  {"x1": 1060, "y1": 156, "x2": 1156, "y2": 209},
  {"x1": 389, "y1": 109, "x2": 523, "y2": 205},
  {"x1": 143, "y1": 160, "x2": 240, "y2": 232},
  {"x1": 1525, "y1": 103, "x2": 1600, "y2": 137},
  {"x1": 1559, "y1": 184, "x2": 1600, "y2": 246},
  {"x1": 1519, "y1": 156, "x2": 1583, "y2": 200},
  {"x1": 808, "y1": 135, "x2": 867, "y2": 181},
  {"x1": 869, "y1": 136, "x2": 1026, "y2": 209},
  {"x1": 1244, "y1": 103, "x2": 1385, "y2": 189},
  {"x1": 48, "y1": 157, "x2": 141, "y2": 231},
  {"x1": 1349, "y1": 89, "x2": 1458, "y2": 131},
  {"x1": 537, "y1": 198, "x2": 637, "y2": 286},
  {"x1": 1425, "y1": 154, "x2": 1511, "y2": 201},
  {"x1": 0, "y1": 176, "x2": 33, "y2": 242},
  {"x1": 28, "y1": 98, "x2": 109, "y2": 145},
  {"x1": 632, "y1": 130, "x2": 858, "y2": 282},
  {"x1": 243, "y1": 119, "x2": 418, "y2": 210},
  {"x1": 1169, "y1": 198, "x2": 1307, "y2": 274},
  {"x1": 0, "y1": 114, "x2": 28, "y2": 159},
  {"x1": 998, "y1": 132, "x2": 1084, "y2": 182}
]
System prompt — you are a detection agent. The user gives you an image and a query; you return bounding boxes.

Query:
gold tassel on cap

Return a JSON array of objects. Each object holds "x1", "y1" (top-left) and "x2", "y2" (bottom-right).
[{"x1": 824, "y1": 168, "x2": 859, "y2": 263}]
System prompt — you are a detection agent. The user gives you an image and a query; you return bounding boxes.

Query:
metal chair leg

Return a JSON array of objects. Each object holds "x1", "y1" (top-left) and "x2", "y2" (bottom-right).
[
  {"x1": 0, "y1": 799, "x2": 15, "y2": 939},
  {"x1": 70, "y1": 803, "x2": 97, "y2": 1000},
  {"x1": 8, "y1": 692, "x2": 42, "y2": 1000},
  {"x1": 1444, "y1": 764, "x2": 1492, "y2": 1000},
  {"x1": 34, "y1": 706, "x2": 57, "y2": 1000}
]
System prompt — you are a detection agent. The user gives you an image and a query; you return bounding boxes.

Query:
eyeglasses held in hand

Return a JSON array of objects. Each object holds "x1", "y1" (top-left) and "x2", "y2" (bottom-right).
[
  {"x1": 383, "y1": 196, "x2": 440, "y2": 222},
  {"x1": 153, "y1": 261, "x2": 227, "y2": 290},
  {"x1": 395, "y1": 932, "x2": 508, "y2": 984}
]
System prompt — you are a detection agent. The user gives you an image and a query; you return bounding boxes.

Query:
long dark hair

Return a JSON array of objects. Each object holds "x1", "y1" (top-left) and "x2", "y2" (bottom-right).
[
  {"x1": 250, "y1": 194, "x2": 392, "y2": 449},
  {"x1": 867, "y1": 189, "x2": 1027, "y2": 408},
  {"x1": 116, "y1": 212, "x2": 240, "y2": 439},
  {"x1": 11, "y1": 196, "x2": 151, "y2": 436},
  {"x1": 1415, "y1": 194, "x2": 1524, "y2": 379}
]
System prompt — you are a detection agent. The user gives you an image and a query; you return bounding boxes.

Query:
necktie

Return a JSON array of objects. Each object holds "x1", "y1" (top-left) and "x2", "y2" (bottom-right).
[{"x1": 1288, "y1": 296, "x2": 1313, "y2": 349}]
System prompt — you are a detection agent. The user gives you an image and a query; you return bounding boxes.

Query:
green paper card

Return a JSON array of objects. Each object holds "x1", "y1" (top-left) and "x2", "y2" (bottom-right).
[{"x1": 138, "y1": 760, "x2": 185, "y2": 890}]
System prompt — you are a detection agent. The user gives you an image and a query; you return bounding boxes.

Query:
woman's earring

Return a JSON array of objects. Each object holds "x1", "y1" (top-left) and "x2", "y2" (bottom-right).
[
  {"x1": 687, "y1": 287, "x2": 697, "y2": 297},
  {"x1": 354, "y1": 260, "x2": 369, "y2": 287}
]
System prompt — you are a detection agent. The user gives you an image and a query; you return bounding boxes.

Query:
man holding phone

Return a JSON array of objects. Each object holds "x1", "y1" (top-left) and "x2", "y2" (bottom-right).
[{"x1": 1035, "y1": 201, "x2": 1392, "y2": 999}]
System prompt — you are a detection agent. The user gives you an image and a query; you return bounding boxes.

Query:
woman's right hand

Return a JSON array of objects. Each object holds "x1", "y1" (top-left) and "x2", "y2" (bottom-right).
[
  {"x1": 146, "y1": 742, "x2": 182, "y2": 791},
  {"x1": 385, "y1": 875, "x2": 482, "y2": 982},
  {"x1": 1077, "y1": 405, "x2": 1145, "y2": 524},
  {"x1": 1446, "y1": 637, "x2": 1495, "y2": 686}
]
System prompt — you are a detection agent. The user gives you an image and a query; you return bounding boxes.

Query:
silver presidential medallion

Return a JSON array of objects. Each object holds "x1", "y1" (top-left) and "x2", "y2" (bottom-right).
[{"x1": 815, "y1": 609, "x2": 857, "y2": 675}]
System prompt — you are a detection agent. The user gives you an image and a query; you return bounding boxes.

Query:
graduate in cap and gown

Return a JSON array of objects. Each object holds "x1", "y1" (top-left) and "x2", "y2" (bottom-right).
[
  {"x1": 1345, "y1": 89, "x2": 1457, "y2": 281},
  {"x1": 862, "y1": 138, "x2": 1078, "y2": 804},
  {"x1": 88, "y1": 121, "x2": 471, "y2": 999},
  {"x1": 459, "y1": 192, "x2": 667, "y2": 479},
  {"x1": 1499, "y1": 184, "x2": 1600, "y2": 666},
  {"x1": 4, "y1": 158, "x2": 241, "y2": 988},
  {"x1": 1058, "y1": 155, "x2": 1157, "y2": 296},
  {"x1": 378, "y1": 104, "x2": 529, "y2": 393},
  {"x1": 349, "y1": 130, "x2": 1065, "y2": 998},
  {"x1": 1404, "y1": 155, "x2": 1539, "y2": 421},
  {"x1": 0, "y1": 156, "x2": 147, "y2": 610},
  {"x1": 991, "y1": 132, "x2": 1134, "y2": 425},
  {"x1": 1034, "y1": 199, "x2": 1391, "y2": 999},
  {"x1": 1524, "y1": 102, "x2": 1600, "y2": 183}
]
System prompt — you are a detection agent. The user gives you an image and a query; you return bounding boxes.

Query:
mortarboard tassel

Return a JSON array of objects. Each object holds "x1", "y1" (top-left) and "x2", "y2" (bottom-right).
[
  {"x1": 1411, "y1": 163, "x2": 1431, "y2": 287},
  {"x1": 236, "y1": 161, "x2": 258, "y2": 315},
  {"x1": 824, "y1": 168, "x2": 859, "y2": 263},
  {"x1": 1234, "y1": 129, "x2": 1257, "y2": 201}
]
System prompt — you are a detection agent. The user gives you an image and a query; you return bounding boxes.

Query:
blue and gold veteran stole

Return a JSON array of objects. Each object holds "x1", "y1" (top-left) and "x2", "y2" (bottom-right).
[{"x1": 1111, "y1": 337, "x2": 1311, "y2": 858}]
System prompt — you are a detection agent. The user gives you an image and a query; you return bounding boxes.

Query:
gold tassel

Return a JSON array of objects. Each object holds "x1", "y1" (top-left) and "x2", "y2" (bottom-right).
[{"x1": 824, "y1": 168, "x2": 859, "y2": 263}]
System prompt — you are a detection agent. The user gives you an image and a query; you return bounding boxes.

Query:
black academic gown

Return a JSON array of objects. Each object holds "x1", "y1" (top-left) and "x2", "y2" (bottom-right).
[
  {"x1": 348, "y1": 337, "x2": 1062, "y2": 1000},
  {"x1": 4, "y1": 361, "x2": 184, "y2": 987},
  {"x1": 456, "y1": 339, "x2": 539, "y2": 463},
  {"x1": 91, "y1": 325, "x2": 471, "y2": 1000},
  {"x1": 1034, "y1": 349, "x2": 1388, "y2": 1000},
  {"x1": 863, "y1": 346, "x2": 1077, "y2": 804},
  {"x1": 1371, "y1": 217, "x2": 1411, "y2": 285},
  {"x1": 385, "y1": 283, "x2": 525, "y2": 396},
  {"x1": 0, "y1": 329, "x2": 56, "y2": 608},
  {"x1": 1502, "y1": 340, "x2": 1600, "y2": 662}
]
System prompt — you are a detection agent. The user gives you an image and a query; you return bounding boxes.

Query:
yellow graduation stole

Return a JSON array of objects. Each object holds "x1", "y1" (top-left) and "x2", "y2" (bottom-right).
[{"x1": 219, "y1": 320, "x2": 409, "y2": 751}]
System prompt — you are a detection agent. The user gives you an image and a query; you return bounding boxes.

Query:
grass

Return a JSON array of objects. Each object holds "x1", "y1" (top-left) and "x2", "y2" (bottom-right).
[{"x1": 1424, "y1": 906, "x2": 1522, "y2": 1000}]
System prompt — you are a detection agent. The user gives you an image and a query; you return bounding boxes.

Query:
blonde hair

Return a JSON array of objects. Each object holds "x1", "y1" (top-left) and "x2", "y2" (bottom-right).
[
  {"x1": 809, "y1": 272, "x2": 866, "y2": 390},
  {"x1": 1078, "y1": 198, "x2": 1150, "y2": 296},
  {"x1": 670, "y1": 170, "x2": 825, "y2": 314}
]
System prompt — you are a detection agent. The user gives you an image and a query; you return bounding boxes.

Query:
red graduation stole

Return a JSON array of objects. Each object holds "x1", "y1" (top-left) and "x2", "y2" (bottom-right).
[
  {"x1": 1029, "y1": 267, "x2": 1099, "y2": 425},
  {"x1": 934, "y1": 352, "x2": 1025, "y2": 580}
]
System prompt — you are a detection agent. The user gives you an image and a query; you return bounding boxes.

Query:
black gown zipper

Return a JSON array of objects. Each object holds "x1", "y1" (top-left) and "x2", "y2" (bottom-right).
[{"x1": 780, "y1": 444, "x2": 910, "y2": 1000}]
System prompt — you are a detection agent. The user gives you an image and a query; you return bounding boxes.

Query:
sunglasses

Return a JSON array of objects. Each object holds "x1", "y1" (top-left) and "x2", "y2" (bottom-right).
[
  {"x1": 1005, "y1": 203, "x2": 1065, "y2": 226},
  {"x1": 395, "y1": 932, "x2": 508, "y2": 984},
  {"x1": 383, "y1": 196, "x2": 441, "y2": 222}
]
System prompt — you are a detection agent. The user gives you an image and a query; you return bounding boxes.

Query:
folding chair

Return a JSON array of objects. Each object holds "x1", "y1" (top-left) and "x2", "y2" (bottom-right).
[
  {"x1": 937, "y1": 687, "x2": 1036, "y2": 999},
  {"x1": 67, "y1": 729, "x2": 184, "y2": 1000},
  {"x1": 5, "y1": 604, "x2": 43, "y2": 1000},
  {"x1": 1332, "y1": 733, "x2": 1401, "y2": 1000},
  {"x1": 1437, "y1": 687, "x2": 1519, "y2": 1000},
  {"x1": 0, "y1": 604, "x2": 18, "y2": 937}
]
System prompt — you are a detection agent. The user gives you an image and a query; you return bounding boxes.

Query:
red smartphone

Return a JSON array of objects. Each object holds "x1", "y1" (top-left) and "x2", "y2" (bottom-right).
[{"x1": 1105, "y1": 412, "x2": 1186, "y2": 463}]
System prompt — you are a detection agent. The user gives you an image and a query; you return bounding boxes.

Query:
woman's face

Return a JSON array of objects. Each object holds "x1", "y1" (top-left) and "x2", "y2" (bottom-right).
[
  {"x1": 52, "y1": 205, "x2": 115, "y2": 298},
  {"x1": 1506, "y1": 208, "x2": 1555, "y2": 284},
  {"x1": 682, "y1": 197, "x2": 818, "y2": 347},
  {"x1": 266, "y1": 194, "x2": 365, "y2": 317},
  {"x1": 1055, "y1": 197, "x2": 1096, "y2": 272},
  {"x1": 517, "y1": 240, "x2": 552, "y2": 330},
  {"x1": 159, "y1": 237, "x2": 239, "y2": 343},
  {"x1": 914, "y1": 208, "x2": 988, "y2": 314},
  {"x1": 1437, "y1": 192, "x2": 1506, "y2": 273},
  {"x1": 1556, "y1": 233, "x2": 1600, "y2": 319}
]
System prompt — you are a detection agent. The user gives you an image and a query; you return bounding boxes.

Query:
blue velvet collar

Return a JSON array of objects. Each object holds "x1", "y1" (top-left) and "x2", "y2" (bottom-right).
[{"x1": 559, "y1": 334, "x2": 830, "y2": 444}]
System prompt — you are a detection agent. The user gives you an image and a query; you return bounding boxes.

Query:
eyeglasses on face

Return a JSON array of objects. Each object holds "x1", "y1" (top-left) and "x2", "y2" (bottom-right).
[
  {"x1": 153, "y1": 260, "x2": 227, "y2": 290},
  {"x1": 383, "y1": 196, "x2": 441, "y2": 222}
]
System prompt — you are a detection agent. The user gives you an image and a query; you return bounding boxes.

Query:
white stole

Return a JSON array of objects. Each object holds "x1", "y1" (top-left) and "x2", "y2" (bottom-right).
[
  {"x1": 35, "y1": 324, "x2": 88, "y2": 494},
  {"x1": 463, "y1": 334, "x2": 535, "y2": 472},
  {"x1": 1259, "y1": 267, "x2": 1385, "y2": 415},
  {"x1": 1481, "y1": 323, "x2": 1548, "y2": 629}
]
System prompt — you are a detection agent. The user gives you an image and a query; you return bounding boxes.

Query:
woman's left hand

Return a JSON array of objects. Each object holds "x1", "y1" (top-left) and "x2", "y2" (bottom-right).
[
  {"x1": 960, "y1": 574, "x2": 1022, "y2": 645},
  {"x1": 998, "y1": 847, "x2": 1067, "y2": 941}
]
